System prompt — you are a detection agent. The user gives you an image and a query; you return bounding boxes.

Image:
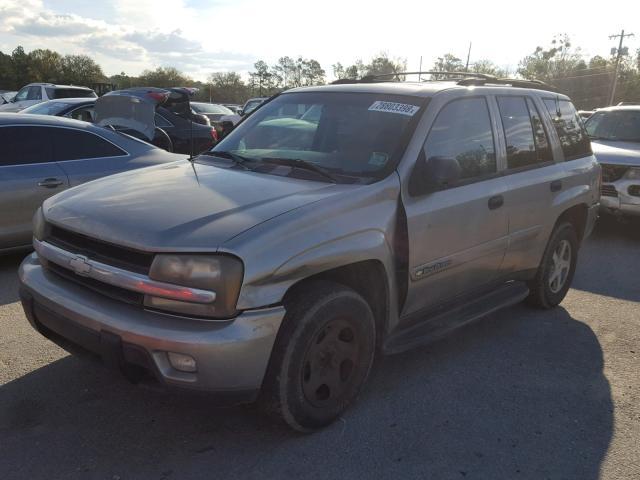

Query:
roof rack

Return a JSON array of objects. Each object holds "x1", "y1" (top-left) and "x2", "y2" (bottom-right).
[
  {"x1": 331, "y1": 71, "x2": 493, "y2": 84},
  {"x1": 331, "y1": 71, "x2": 554, "y2": 91}
]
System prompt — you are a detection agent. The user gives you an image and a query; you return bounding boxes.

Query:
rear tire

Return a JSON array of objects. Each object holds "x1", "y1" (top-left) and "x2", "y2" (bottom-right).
[
  {"x1": 527, "y1": 222, "x2": 578, "y2": 309},
  {"x1": 260, "y1": 281, "x2": 376, "y2": 432}
]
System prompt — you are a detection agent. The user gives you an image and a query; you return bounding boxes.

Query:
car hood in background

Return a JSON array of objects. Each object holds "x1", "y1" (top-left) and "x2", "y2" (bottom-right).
[
  {"x1": 43, "y1": 161, "x2": 345, "y2": 252},
  {"x1": 592, "y1": 140, "x2": 640, "y2": 166},
  {"x1": 0, "y1": 103, "x2": 24, "y2": 113}
]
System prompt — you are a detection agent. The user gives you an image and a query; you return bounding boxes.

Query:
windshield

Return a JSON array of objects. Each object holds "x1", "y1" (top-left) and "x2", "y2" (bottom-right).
[
  {"x1": 243, "y1": 99, "x2": 264, "y2": 114},
  {"x1": 192, "y1": 103, "x2": 233, "y2": 115},
  {"x1": 585, "y1": 110, "x2": 640, "y2": 142},
  {"x1": 22, "y1": 101, "x2": 75, "y2": 116},
  {"x1": 209, "y1": 92, "x2": 423, "y2": 182}
]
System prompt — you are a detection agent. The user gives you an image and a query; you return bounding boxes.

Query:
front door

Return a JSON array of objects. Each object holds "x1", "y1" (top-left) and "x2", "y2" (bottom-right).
[{"x1": 401, "y1": 96, "x2": 509, "y2": 317}]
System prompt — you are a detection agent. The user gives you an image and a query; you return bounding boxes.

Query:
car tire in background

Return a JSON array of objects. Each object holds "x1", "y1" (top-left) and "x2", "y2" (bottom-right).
[
  {"x1": 260, "y1": 281, "x2": 376, "y2": 432},
  {"x1": 526, "y1": 222, "x2": 579, "y2": 309}
]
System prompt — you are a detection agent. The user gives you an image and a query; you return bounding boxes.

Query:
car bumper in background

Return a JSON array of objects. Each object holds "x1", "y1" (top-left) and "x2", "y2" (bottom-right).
[
  {"x1": 19, "y1": 253, "x2": 285, "y2": 400},
  {"x1": 600, "y1": 181, "x2": 640, "y2": 216}
]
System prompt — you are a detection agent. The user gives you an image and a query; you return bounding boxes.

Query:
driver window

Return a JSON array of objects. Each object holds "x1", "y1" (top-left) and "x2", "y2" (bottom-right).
[
  {"x1": 424, "y1": 97, "x2": 496, "y2": 182},
  {"x1": 70, "y1": 107, "x2": 95, "y2": 123}
]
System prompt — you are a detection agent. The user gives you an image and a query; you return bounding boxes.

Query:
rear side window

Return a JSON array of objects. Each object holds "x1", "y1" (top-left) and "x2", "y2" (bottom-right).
[
  {"x1": 543, "y1": 99, "x2": 592, "y2": 160},
  {"x1": 46, "y1": 88, "x2": 97, "y2": 99},
  {"x1": 0, "y1": 126, "x2": 52, "y2": 166},
  {"x1": 51, "y1": 128, "x2": 126, "y2": 161},
  {"x1": 425, "y1": 97, "x2": 496, "y2": 181},
  {"x1": 497, "y1": 96, "x2": 538, "y2": 169},
  {"x1": 526, "y1": 98, "x2": 553, "y2": 163}
]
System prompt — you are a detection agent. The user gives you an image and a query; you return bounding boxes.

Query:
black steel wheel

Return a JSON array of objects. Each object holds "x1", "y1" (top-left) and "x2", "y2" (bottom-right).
[{"x1": 260, "y1": 281, "x2": 376, "y2": 432}]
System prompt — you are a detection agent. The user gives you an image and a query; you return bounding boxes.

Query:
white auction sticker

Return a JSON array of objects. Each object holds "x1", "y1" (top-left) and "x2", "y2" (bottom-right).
[{"x1": 368, "y1": 101, "x2": 420, "y2": 116}]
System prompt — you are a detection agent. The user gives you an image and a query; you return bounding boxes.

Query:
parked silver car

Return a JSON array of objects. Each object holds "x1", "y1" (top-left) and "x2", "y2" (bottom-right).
[
  {"x1": 585, "y1": 105, "x2": 640, "y2": 216},
  {"x1": 0, "y1": 114, "x2": 183, "y2": 253},
  {"x1": 19, "y1": 76, "x2": 600, "y2": 431},
  {"x1": 0, "y1": 83, "x2": 96, "y2": 113}
]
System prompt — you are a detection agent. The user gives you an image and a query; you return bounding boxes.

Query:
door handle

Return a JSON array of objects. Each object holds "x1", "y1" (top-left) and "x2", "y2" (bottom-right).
[
  {"x1": 38, "y1": 178, "x2": 63, "y2": 188},
  {"x1": 550, "y1": 180, "x2": 562, "y2": 192},
  {"x1": 488, "y1": 195, "x2": 504, "y2": 210}
]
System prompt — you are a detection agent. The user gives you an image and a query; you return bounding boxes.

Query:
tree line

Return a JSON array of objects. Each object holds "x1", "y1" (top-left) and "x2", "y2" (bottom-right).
[{"x1": 1, "y1": 37, "x2": 640, "y2": 108}]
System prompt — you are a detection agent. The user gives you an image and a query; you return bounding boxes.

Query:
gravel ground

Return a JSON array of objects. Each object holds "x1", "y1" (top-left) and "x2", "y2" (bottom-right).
[{"x1": 0, "y1": 217, "x2": 638, "y2": 480}]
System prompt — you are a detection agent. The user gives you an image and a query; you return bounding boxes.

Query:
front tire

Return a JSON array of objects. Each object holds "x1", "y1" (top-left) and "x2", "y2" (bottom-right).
[
  {"x1": 527, "y1": 222, "x2": 578, "y2": 309},
  {"x1": 260, "y1": 281, "x2": 376, "y2": 432}
]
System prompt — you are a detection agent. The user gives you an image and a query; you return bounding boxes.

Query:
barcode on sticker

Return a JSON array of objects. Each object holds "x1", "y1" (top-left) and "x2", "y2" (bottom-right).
[{"x1": 368, "y1": 101, "x2": 420, "y2": 116}]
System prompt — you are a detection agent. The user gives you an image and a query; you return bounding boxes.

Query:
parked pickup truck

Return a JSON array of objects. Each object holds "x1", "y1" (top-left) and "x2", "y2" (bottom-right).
[{"x1": 19, "y1": 75, "x2": 600, "y2": 432}]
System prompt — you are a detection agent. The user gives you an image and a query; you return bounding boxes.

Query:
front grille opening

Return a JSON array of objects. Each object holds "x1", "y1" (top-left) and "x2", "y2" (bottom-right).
[
  {"x1": 601, "y1": 184, "x2": 618, "y2": 197},
  {"x1": 47, "y1": 262, "x2": 144, "y2": 306},
  {"x1": 47, "y1": 225, "x2": 154, "y2": 274},
  {"x1": 601, "y1": 164, "x2": 628, "y2": 183}
]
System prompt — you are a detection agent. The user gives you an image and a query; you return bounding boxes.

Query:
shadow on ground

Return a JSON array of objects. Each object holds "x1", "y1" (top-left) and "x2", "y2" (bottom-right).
[
  {"x1": 0, "y1": 252, "x2": 27, "y2": 307},
  {"x1": 0, "y1": 304, "x2": 613, "y2": 479},
  {"x1": 572, "y1": 215, "x2": 640, "y2": 302}
]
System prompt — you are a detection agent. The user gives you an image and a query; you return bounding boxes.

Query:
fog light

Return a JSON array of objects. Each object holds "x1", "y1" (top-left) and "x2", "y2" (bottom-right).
[{"x1": 167, "y1": 352, "x2": 197, "y2": 372}]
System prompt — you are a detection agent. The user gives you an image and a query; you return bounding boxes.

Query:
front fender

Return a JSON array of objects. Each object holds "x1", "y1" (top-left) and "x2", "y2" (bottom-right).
[{"x1": 236, "y1": 229, "x2": 395, "y2": 310}]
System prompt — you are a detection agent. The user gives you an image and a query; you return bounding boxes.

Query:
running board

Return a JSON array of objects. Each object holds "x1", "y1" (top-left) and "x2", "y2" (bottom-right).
[{"x1": 383, "y1": 282, "x2": 530, "y2": 355}]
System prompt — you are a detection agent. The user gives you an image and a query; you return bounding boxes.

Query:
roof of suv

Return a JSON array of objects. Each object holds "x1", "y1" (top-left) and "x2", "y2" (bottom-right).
[
  {"x1": 593, "y1": 105, "x2": 640, "y2": 112},
  {"x1": 287, "y1": 81, "x2": 565, "y2": 99},
  {"x1": 26, "y1": 83, "x2": 94, "y2": 90}
]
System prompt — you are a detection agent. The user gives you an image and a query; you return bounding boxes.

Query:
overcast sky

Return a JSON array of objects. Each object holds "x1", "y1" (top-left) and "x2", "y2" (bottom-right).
[{"x1": 1, "y1": 0, "x2": 638, "y2": 81}]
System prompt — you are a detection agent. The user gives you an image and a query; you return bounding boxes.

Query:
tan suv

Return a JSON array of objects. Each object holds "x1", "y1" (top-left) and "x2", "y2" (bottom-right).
[{"x1": 20, "y1": 73, "x2": 600, "y2": 431}]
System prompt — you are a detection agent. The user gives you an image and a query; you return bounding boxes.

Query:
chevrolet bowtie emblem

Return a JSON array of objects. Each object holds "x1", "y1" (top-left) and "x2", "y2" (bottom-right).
[{"x1": 69, "y1": 255, "x2": 92, "y2": 277}]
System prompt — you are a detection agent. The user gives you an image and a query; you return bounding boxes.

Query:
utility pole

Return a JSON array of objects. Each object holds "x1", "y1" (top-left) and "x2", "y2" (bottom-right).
[
  {"x1": 608, "y1": 29, "x2": 634, "y2": 105},
  {"x1": 418, "y1": 56, "x2": 422, "y2": 81},
  {"x1": 465, "y1": 42, "x2": 472, "y2": 71}
]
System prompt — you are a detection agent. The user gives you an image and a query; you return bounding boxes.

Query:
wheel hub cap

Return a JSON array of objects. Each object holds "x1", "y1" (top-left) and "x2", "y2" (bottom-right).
[
  {"x1": 548, "y1": 239, "x2": 571, "y2": 294},
  {"x1": 302, "y1": 318, "x2": 360, "y2": 408}
]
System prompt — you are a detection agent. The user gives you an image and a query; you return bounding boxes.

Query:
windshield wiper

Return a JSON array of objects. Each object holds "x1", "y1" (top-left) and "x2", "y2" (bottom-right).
[
  {"x1": 259, "y1": 157, "x2": 338, "y2": 183},
  {"x1": 198, "y1": 150, "x2": 254, "y2": 170}
]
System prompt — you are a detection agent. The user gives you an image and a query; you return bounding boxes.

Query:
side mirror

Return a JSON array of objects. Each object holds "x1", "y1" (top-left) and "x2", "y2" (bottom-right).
[
  {"x1": 238, "y1": 109, "x2": 244, "y2": 116},
  {"x1": 409, "y1": 152, "x2": 461, "y2": 196}
]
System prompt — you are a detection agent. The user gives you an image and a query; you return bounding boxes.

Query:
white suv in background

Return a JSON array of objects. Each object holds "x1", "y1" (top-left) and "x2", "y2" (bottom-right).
[{"x1": 0, "y1": 83, "x2": 96, "y2": 113}]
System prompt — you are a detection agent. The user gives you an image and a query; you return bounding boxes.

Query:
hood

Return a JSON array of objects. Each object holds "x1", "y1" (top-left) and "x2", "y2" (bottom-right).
[
  {"x1": 592, "y1": 140, "x2": 640, "y2": 166},
  {"x1": 43, "y1": 161, "x2": 344, "y2": 252},
  {"x1": 0, "y1": 102, "x2": 24, "y2": 113}
]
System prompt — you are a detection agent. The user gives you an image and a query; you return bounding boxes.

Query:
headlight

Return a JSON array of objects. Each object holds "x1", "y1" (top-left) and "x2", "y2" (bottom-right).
[
  {"x1": 624, "y1": 168, "x2": 640, "y2": 180},
  {"x1": 33, "y1": 207, "x2": 47, "y2": 241},
  {"x1": 145, "y1": 254, "x2": 243, "y2": 319}
]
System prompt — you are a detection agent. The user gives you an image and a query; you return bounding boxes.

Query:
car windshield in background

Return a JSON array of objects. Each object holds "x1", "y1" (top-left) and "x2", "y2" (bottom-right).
[
  {"x1": 585, "y1": 110, "x2": 640, "y2": 142},
  {"x1": 22, "y1": 101, "x2": 75, "y2": 116},
  {"x1": 45, "y1": 88, "x2": 97, "y2": 99},
  {"x1": 192, "y1": 103, "x2": 233, "y2": 115},
  {"x1": 208, "y1": 92, "x2": 423, "y2": 182},
  {"x1": 243, "y1": 100, "x2": 263, "y2": 114}
]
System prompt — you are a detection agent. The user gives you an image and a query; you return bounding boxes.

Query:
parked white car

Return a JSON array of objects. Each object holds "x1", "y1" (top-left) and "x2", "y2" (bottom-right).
[{"x1": 0, "y1": 83, "x2": 96, "y2": 113}]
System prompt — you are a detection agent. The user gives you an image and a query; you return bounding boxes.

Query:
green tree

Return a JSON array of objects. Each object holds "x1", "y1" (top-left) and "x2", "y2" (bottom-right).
[
  {"x1": 430, "y1": 53, "x2": 465, "y2": 79},
  {"x1": 248, "y1": 60, "x2": 275, "y2": 95},
  {"x1": 364, "y1": 53, "x2": 406, "y2": 78},
  {"x1": 137, "y1": 66, "x2": 191, "y2": 88},
  {"x1": 207, "y1": 71, "x2": 249, "y2": 103},
  {"x1": 11, "y1": 46, "x2": 31, "y2": 88},
  {"x1": 517, "y1": 34, "x2": 586, "y2": 82},
  {"x1": 0, "y1": 51, "x2": 17, "y2": 89},
  {"x1": 471, "y1": 59, "x2": 506, "y2": 77},
  {"x1": 28, "y1": 49, "x2": 63, "y2": 83},
  {"x1": 60, "y1": 55, "x2": 104, "y2": 85}
]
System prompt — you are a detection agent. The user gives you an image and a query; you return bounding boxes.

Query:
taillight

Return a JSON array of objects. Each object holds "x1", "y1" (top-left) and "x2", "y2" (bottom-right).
[{"x1": 210, "y1": 128, "x2": 218, "y2": 142}]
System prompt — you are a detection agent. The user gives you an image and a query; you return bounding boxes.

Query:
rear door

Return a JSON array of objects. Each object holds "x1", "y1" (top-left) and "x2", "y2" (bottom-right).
[
  {"x1": 402, "y1": 95, "x2": 509, "y2": 316},
  {"x1": 496, "y1": 94, "x2": 566, "y2": 274},
  {"x1": 50, "y1": 127, "x2": 131, "y2": 186},
  {"x1": 0, "y1": 125, "x2": 69, "y2": 249}
]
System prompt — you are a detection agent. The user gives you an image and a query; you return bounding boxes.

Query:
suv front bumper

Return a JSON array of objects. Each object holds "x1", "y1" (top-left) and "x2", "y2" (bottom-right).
[
  {"x1": 19, "y1": 253, "x2": 285, "y2": 400},
  {"x1": 600, "y1": 180, "x2": 640, "y2": 216}
]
